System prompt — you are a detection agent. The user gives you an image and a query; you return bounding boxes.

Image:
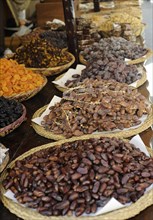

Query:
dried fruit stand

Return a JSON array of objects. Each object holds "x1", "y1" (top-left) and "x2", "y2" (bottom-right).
[{"x1": 0, "y1": 0, "x2": 153, "y2": 220}]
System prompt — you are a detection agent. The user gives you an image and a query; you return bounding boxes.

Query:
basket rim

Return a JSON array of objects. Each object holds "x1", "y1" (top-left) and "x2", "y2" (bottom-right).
[
  {"x1": 79, "y1": 48, "x2": 153, "y2": 66},
  {"x1": 31, "y1": 104, "x2": 153, "y2": 141},
  {"x1": 3, "y1": 75, "x2": 47, "y2": 102},
  {"x1": 53, "y1": 64, "x2": 147, "y2": 92},
  {"x1": 27, "y1": 52, "x2": 75, "y2": 71},
  {"x1": 0, "y1": 104, "x2": 27, "y2": 137}
]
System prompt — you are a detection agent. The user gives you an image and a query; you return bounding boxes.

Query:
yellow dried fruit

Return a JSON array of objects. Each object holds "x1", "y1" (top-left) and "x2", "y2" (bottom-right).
[{"x1": 0, "y1": 58, "x2": 45, "y2": 97}]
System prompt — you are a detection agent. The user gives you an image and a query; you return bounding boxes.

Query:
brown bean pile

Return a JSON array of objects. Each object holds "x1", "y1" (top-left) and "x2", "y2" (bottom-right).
[
  {"x1": 3, "y1": 137, "x2": 153, "y2": 216},
  {"x1": 12, "y1": 39, "x2": 72, "y2": 68},
  {"x1": 81, "y1": 37, "x2": 147, "y2": 62},
  {"x1": 42, "y1": 80, "x2": 151, "y2": 138},
  {"x1": 65, "y1": 58, "x2": 141, "y2": 88}
]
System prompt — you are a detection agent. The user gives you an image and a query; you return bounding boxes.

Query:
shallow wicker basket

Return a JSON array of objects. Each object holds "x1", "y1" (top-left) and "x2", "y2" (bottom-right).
[
  {"x1": 25, "y1": 52, "x2": 75, "y2": 77},
  {"x1": 31, "y1": 104, "x2": 153, "y2": 141},
  {"x1": 53, "y1": 64, "x2": 147, "y2": 92},
  {"x1": 79, "y1": 48, "x2": 153, "y2": 66},
  {"x1": 6, "y1": 51, "x2": 75, "y2": 77},
  {"x1": 0, "y1": 137, "x2": 153, "y2": 220},
  {"x1": 0, "y1": 105, "x2": 27, "y2": 137},
  {"x1": 3, "y1": 75, "x2": 47, "y2": 102},
  {"x1": 0, "y1": 143, "x2": 9, "y2": 173}
]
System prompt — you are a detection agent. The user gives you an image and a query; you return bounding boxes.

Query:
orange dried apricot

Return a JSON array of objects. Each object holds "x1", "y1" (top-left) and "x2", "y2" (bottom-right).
[{"x1": 0, "y1": 58, "x2": 45, "y2": 97}]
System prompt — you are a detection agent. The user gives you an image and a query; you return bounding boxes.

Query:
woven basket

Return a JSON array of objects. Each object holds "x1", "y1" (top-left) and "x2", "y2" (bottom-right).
[
  {"x1": 79, "y1": 48, "x2": 153, "y2": 66},
  {"x1": 53, "y1": 64, "x2": 147, "y2": 92},
  {"x1": 0, "y1": 137, "x2": 153, "y2": 220},
  {"x1": 6, "y1": 51, "x2": 75, "y2": 77},
  {"x1": 31, "y1": 104, "x2": 153, "y2": 141},
  {"x1": 0, "y1": 105, "x2": 27, "y2": 137},
  {"x1": 26, "y1": 52, "x2": 75, "y2": 77},
  {"x1": 0, "y1": 143, "x2": 9, "y2": 173},
  {"x1": 3, "y1": 75, "x2": 47, "y2": 102}
]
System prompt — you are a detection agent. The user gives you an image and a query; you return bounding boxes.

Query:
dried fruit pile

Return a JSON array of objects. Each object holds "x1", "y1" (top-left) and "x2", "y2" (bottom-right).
[
  {"x1": 42, "y1": 80, "x2": 151, "y2": 138},
  {"x1": 0, "y1": 59, "x2": 45, "y2": 97},
  {"x1": 81, "y1": 37, "x2": 147, "y2": 62},
  {"x1": 99, "y1": 23, "x2": 137, "y2": 42},
  {"x1": 0, "y1": 97, "x2": 23, "y2": 128},
  {"x1": 20, "y1": 28, "x2": 45, "y2": 43},
  {"x1": 65, "y1": 58, "x2": 141, "y2": 88},
  {"x1": 39, "y1": 30, "x2": 67, "y2": 49},
  {"x1": 3, "y1": 137, "x2": 153, "y2": 216},
  {"x1": 76, "y1": 17, "x2": 101, "y2": 51},
  {"x1": 96, "y1": 12, "x2": 144, "y2": 39},
  {"x1": 12, "y1": 39, "x2": 72, "y2": 68}
]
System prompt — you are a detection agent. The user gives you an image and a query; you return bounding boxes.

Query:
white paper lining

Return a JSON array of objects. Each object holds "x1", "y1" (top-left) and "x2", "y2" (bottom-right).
[
  {"x1": 52, "y1": 64, "x2": 144, "y2": 89},
  {"x1": 4, "y1": 135, "x2": 153, "y2": 216},
  {"x1": 32, "y1": 96, "x2": 61, "y2": 126},
  {"x1": 52, "y1": 64, "x2": 86, "y2": 88},
  {"x1": 0, "y1": 146, "x2": 9, "y2": 164}
]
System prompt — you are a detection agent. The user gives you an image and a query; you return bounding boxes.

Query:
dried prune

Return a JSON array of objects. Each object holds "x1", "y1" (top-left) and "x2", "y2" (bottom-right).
[{"x1": 0, "y1": 97, "x2": 23, "y2": 128}]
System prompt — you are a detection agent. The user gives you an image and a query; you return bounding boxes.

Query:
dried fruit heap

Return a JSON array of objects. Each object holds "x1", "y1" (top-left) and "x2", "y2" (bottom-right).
[
  {"x1": 81, "y1": 37, "x2": 147, "y2": 62},
  {"x1": 12, "y1": 39, "x2": 72, "y2": 68},
  {"x1": 42, "y1": 80, "x2": 151, "y2": 138},
  {"x1": 0, "y1": 97, "x2": 23, "y2": 128},
  {"x1": 65, "y1": 58, "x2": 141, "y2": 88},
  {"x1": 0, "y1": 58, "x2": 45, "y2": 97},
  {"x1": 3, "y1": 137, "x2": 153, "y2": 216},
  {"x1": 21, "y1": 27, "x2": 44, "y2": 43},
  {"x1": 39, "y1": 30, "x2": 67, "y2": 49}
]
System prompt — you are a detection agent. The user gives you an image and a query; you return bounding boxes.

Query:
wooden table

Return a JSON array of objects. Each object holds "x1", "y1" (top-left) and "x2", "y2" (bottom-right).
[{"x1": 0, "y1": 71, "x2": 153, "y2": 219}]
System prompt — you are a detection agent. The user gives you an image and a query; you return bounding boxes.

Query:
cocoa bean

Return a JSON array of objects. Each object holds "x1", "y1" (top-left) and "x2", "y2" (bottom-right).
[
  {"x1": 75, "y1": 207, "x2": 85, "y2": 217},
  {"x1": 22, "y1": 196, "x2": 33, "y2": 203},
  {"x1": 117, "y1": 188, "x2": 129, "y2": 194},
  {"x1": 88, "y1": 152, "x2": 96, "y2": 161},
  {"x1": 98, "y1": 167, "x2": 110, "y2": 174},
  {"x1": 92, "y1": 181, "x2": 100, "y2": 193},
  {"x1": 70, "y1": 200, "x2": 77, "y2": 210},
  {"x1": 41, "y1": 196, "x2": 51, "y2": 202},
  {"x1": 99, "y1": 183, "x2": 107, "y2": 193},
  {"x1": 69, "y1": 192, "x2": 79, "y2": 201},
  {"x1": 51, "y1": 192, "x2": 62, "y2": 201},
  {"x1": 84, "y1": 190, "x2": 92, "y2": 202},
  {"x1": 91, "y1": 203, "x2": 97, "y2": 213},
  {"x1": 141, "y1": 172, "x2": 150, "y2": 178},
  {"x1": 71, "y1": 173, "x2": 82, "y2": 180},
  {"x1": 112, "y1": 165, "x2": 123, "y2": 173},
  {"x1": 76, "y1": 185, "x2": 89, "y2": 192},
  {"x1": 77, "y1": 167, "x2": 88, "y2": 174},
  {"x1": 101, "y1": 159, "x2": 109, "y2": 167},
  {"x1": 82, "y1": 158, "x2": 92, "y2": 166},
  {"x1": 33, "y1": 190, "x2": 45, "y2": 197},
  {"x1": 103, "y1": 189, "x2": 114, "y2": 197},
  {"x1": 54, "y1": 201, "x2": 70, "y2": 210}
]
